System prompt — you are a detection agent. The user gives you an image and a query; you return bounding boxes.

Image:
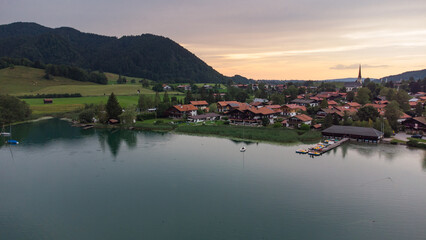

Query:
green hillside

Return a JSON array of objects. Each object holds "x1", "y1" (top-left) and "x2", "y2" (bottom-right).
[
  {"x1": 0, "y1": 65, "x2": 94, "y2": 95},
  {"x1": 0, "y1": 65, "x2": 184, "y2": 96},
  {"x1": 0, "y1": 22, "x2": 228, "y2": 83},
  {"x1": 0, "y1": 65, "x2": 184, "y2": 115}
]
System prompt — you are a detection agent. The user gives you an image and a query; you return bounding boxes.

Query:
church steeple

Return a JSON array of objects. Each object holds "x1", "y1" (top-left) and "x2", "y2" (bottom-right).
[{"x1": 356, "y1": 64, "x2": 362, "y2": 84}]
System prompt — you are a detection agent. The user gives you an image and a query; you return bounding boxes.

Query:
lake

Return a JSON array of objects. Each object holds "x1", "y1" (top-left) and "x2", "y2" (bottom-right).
[{"x1": 1, "y1": 119, "x2": 426, "y2": 240}]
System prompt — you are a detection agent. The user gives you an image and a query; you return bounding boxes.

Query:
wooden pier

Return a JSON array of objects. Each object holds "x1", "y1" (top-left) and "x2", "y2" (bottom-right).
[{"x1": 320, "y1": 138, "x2": 349, "y2": 154}]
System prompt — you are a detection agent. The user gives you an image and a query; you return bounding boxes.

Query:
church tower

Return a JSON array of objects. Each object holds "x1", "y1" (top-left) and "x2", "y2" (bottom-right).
[{"x1": 356, "y1": 64, "x2": 362, "y2": 84}]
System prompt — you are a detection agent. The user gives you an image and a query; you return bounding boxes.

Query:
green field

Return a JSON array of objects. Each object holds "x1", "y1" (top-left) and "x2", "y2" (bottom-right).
[
  {"x1": 17, "y1": 84, "x2": 160, "y2": 96},
  {"x1": 1, "y1": 66, "x2": 184, "y2": 97},
  {"x1": 0, "y1": 66, "x2": 95, "y2": 95},
  {"x1": 24, "y1": 96, "x2": 137, "y2": 115},
  {"x1": 23, "y1": 94, "x2": 185, "y2": 115},
  {"x1": 1, "y1": 65, "x2": 219, "y2": 116}
]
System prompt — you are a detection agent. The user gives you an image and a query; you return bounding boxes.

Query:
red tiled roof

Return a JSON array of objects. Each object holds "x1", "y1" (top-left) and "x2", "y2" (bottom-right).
[
  {"x1": 283, "y1": 104, "x2": 307, "y2": 111},
  {"x1": 250, "y1": 107, "x2": 276, "y2": 115},
  {"x1": 334, "y1": 106, "x2": 358, "y2": 114},
  {"x1": 109, "y1": 119, "x2": 119, "y2": 124},
  {"x1": 413, "y1": 117, "x2": 426, "y2": 125},
  {"x1": 310, "y1": 97, "x2": 322, "y2": 101},
  {"x1": 173, "y1": 104, "x2": 198, "y2": 112},
  {"x1": 267, "y1": 105, "x2": 282, "y2": 109},
  {"x1": 294, "y1": 114, "x2": 312, "y2": 122},
  {"x1": 190, "y1": 101, "x2": 209, "y2": 106},
  {"x1": 365, "y1": 103, "x2": 386, "y2": 110},
  {"x1": 399, "y1": 112, "x2": 412, "y2": 119},
  {"x1": 217, "y1": 101, "x2": 240, "y2": 107},
  {"x1": 236, "y1": 103, "x2": 252, "y2": 111},
  {"x1": 409, "y1": 101, "x2": 420, "y2": 106},
  {"x1": 347, "y1": 102, "x2": 361, "y2": 107},
  {"x1": 313, "y1": 123, "x2": 322, "y2": 129},
  {"x1": 327, "y1": 100, "x2": 338, "y2": 105}
]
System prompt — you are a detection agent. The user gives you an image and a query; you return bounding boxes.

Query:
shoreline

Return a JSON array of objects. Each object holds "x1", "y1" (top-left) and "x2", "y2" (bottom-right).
[
  {"x1": 71, "y1": 120, "x2": 324, "y2": 145},
  {"x1": 11, "y1": 117, "x2": 424, "y2": 149},
  {"x1": 8, "y1": 116, "x2": 55, "y2": 126}
]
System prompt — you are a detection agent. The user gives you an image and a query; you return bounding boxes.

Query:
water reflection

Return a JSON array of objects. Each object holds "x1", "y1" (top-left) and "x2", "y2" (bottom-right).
[
  {"x1": 341, "y1": 142, "x2": 398, "y2": 161},
  {"x1": 2, "y1": 119, "x2": 426, "y2": 168},
  {"x1": 0, "y1": 119, "x2": 139, "y2": 158},
  {"x1": 423, "y1": 152, "x2": 426, "y2": 171},
  {"x1": 229, "y1": 139, "x2": 257, "y2": 146},
  {"x1": 96, "y1": 129, "x2": 137, "y2": 157},
  {"x1": 0, "y1": 119, "x2": 82, "y2": 148},
  {"x1": 1, "y1": 119, "x2": 426, "y2": 240}
]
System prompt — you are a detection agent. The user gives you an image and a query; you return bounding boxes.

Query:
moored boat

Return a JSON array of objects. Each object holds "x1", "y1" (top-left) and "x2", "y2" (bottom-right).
[
  {"x1": 308, "y1": 151, "x2": 321, "y2": 156},
  {"x1": 6, "y1": 140, "x2": 19, "y2": 145},
  {"x1": 296, "y1": 149, "x2": 308, "y2": 154}
]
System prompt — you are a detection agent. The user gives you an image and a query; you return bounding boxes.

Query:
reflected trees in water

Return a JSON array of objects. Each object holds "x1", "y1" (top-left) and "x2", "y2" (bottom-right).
[{"x1": 97, "y1": 129, "x2": 137, "y2": 157}]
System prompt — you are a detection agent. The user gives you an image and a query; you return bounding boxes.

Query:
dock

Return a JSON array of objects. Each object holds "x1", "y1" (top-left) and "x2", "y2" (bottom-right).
[
  {"x1": 320, "y1": 138, "x2": 349, "y2": 153},
  {"x1": 297, "y1": 138, "x2": 350, "y2": 157}
]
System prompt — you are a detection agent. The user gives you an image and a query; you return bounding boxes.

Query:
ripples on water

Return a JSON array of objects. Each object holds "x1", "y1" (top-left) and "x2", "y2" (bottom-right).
[{"x1": 0, "y1": 119, "x2": 426, "y2": 240}]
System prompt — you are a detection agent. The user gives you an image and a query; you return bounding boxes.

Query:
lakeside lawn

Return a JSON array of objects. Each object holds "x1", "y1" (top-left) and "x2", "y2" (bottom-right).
[
  {"x1": 130, "y1": 119, "x2": 321, "y2": 143},
  {"x1": 175, "y1": 124, "x2": 322, "y2": 143}
]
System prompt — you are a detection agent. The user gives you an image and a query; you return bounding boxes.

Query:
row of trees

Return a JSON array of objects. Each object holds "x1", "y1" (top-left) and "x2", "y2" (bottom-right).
[
  {"x1": 45, "y1": 64, "x2": 108, "y2": 84},
  {"x1": 79, "y1": 93, "x2": 129, "y2": 124},
  {"x1": 0, "y1": 57, "x2": 109, "y2": 85},
  {"x1": 80, "y1": 92, "x2": 182, "y2": 124}
]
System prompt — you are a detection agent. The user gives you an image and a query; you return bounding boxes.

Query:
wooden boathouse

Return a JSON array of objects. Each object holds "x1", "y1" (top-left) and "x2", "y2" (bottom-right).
[{"x1": 322, "y1": 125, "x2": 384, "y2": 142}]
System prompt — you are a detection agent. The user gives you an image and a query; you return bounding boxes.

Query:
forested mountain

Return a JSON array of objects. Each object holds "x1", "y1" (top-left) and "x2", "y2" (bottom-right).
[
  {"x1": 382, "y1": 69, "x2": 426, "y2": 82},
  {"x1": 0, "y1": 22, "x2": 227, "y2": 83}
]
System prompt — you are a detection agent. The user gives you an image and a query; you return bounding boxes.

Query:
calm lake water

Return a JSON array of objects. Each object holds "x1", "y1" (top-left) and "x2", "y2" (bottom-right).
[{"x1": 1, "y1": 119, "x2": 426, "y2": 240}]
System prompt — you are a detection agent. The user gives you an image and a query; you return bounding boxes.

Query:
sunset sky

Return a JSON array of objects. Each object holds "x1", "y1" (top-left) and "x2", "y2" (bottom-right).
[{"x1": 1, "y1": 0, "x2": 425, "y2": 80}]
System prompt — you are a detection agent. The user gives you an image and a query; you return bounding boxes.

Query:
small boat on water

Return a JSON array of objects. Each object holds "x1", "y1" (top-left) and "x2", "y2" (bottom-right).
[
  {"x1": 6, "y1": 140, "x2": 19, "y2": 145},
  {"x1": 240, "y1": 146, "x2": 246, "y2": 152},
  {"x1": 296, "y1": 149, "x2": 308, "y2": 154},
  {"x1": 308, "y1": 151, "x2": 321, "y2": 156}
]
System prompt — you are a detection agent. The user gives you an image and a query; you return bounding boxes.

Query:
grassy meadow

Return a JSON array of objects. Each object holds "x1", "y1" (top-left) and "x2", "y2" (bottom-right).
[
  {"x1": 18, "y1": 84, "x2": 159, "y2": 96},
  {"x1": 0, "y1": 66, "x2": 95, "y2": 95},
  {"x1": 0, "y1": 65, "x2": 187, "y2": 115},
  {"x1": 23, "y1": 94, "x2": 185, "y2": 115},
  {"x1": 24, "y1": 96, "x2": 137, "y2": 115},
  {"x1": 175, "y1": 125, "x2": 322, "y2": 143}
]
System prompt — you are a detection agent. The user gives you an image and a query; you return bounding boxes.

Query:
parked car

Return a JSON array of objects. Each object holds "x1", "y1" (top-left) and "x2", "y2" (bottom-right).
[{"x1": 411, "y1": 134, "x2": 423, "y2": 139}]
